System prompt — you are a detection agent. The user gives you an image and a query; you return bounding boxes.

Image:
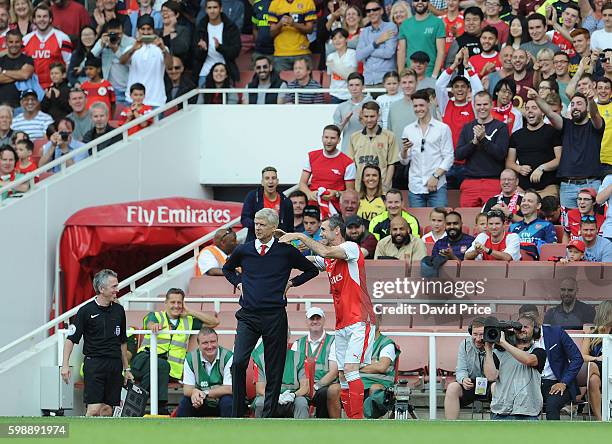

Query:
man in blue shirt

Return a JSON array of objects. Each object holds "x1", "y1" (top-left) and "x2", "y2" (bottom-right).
[
  {"x1": 355, "y1": 1, "x2": 397, "y2": 86},
  {"x1": 509, "y1": 189, "x2": 556, "y2": 259},
  {"x1": 580, "y1": 215, "x2": 612, "y2": 262},
  {"x1": 432, "y1": 210, "x2": 475, "y2": 261},
  {"x1": 38, "y1": 117, "x2": 87, "y2": 173}
]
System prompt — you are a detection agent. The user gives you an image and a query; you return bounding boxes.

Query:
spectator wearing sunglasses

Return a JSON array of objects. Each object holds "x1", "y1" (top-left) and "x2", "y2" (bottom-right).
[
  {"x1": 399, "y1": 89, "x2": 453, "y2": 208},
  {"x1": 164, "y1": 55, "x2": 196, "y2": 103},
  {"x1": 562, "y1": 188, "x2": 607, "y2": 243},
  {"x1": 464, "y1": 209, "x2": 521, "y2": 261},
  {"x1": 580, "y1": 215, "x2": 612, "y2": 262}
]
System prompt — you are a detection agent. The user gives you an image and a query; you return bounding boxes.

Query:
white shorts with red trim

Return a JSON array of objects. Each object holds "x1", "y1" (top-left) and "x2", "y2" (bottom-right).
[{"x1": 334, "y1": 321, "x2": 375, "y2": 371}]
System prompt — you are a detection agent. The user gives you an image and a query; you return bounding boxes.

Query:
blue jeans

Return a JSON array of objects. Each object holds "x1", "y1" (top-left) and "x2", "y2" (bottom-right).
[
  {"x1": 491, "y1": 413, "x2": 539, "y2": 420},
  {"x1": 560, "y1": 179, "x2": 602, "y2": 209},
  {"x1": 408, "y1": 185, "x2": 448, "y2": 208}
]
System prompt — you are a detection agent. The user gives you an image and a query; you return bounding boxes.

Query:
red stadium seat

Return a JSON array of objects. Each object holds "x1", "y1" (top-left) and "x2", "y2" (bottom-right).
[
  {"x1": 448, "y1": 189, "x2": 461, "y2": 208},
  {"x1": 406, "y1": 207, "x2": 433, "y2": 231},
  {"x1": 459, "y1": 261, "x2": 507, "y2": 278},
  {"x1": 237, "y1": 71, "x2": 254, "y2": 88},
  {"x1": 554, "y1": 262, "x2": 602, "y2": 280},
  {"x1": 365, "y1": 259, "x2": 407, "y2": 279},
  {"x1": 188, "y1": 276, "x2": 236, "y2": 296},
  {"x1": 554, "y1": 225, "x2": 564, "y2": 241},
  {"x1": 33, "y1": 139, "x2": 45, "y2": 156},
  {"x1": 477, "y1": 278, "x2": 524, "y2": 300},
  {"x1": 524, "y1": 279, "x2": 561, "y2": 301},
  {"x1": 573, "y1": 279, "x2": 612, "y2": 300},
  {"x1": 603, "y1": 263, "x2": 612, "y2": 279},
  {"x1": 454, "y1": 207, "x2": 483, "y2": 227},
  {"x1": 507, "y1": 261, "x2": 555, "y2": 279},
  {"x1": 540, "y1": 243, "x2": 568, "y2": 260}
]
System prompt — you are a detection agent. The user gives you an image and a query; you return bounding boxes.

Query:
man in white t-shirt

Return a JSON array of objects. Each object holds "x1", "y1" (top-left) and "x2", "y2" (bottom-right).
[
  {"x1": 326, "y1": 28, "x2": 357, "y2": 103},
  {"x1": 120, "y1": 14, "x2": 171, "y2": 107},
  {"x1": 591, "y1": 4, "x2": 612, "y2": 51},
  {"x1": 196, "y1": 228, "x2": 238, "y2": 276}
]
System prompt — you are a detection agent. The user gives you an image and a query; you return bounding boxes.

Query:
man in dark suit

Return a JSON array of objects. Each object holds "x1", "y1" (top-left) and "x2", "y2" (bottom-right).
[
  {"x1": 519, "y1": 305, "x2": 584, "y2": 420},
  {"x1": 223, "y1": 208, "x2": 318, "y2": 417}
]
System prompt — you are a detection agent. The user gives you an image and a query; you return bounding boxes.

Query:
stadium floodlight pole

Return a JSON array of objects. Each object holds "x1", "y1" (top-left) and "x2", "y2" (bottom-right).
[
  {"x1": 150, "y1": 332, "x2": 158, "y2": 415},
  {"x1": 428, "y1": 336, "x2": 437, "y2": 419}
]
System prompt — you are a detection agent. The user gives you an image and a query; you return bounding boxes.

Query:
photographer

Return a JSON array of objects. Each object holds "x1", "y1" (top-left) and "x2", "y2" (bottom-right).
[
  {"x1": 91, "y1": 18, "x2": 135, "y2": 105},
  {"x1": 484, "y1": 314, "x2": 547, "y2": 420},
  {"x1": 444, "y1": 317, "x2": 490, "y2": 420},
  {"x1": 39, "y1": 117, "x2": 87, "y2": 173}
]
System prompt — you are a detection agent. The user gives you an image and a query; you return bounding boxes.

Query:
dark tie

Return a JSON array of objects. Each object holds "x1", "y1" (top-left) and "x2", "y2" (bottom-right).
[{"x1": 260, "y1": 244, "x2": 267, "y2": 256}]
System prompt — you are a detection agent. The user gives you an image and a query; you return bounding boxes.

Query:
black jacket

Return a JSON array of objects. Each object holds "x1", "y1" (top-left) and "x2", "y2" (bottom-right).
[
  {"x1": 241, "y1": 186, "x2": 294, "y2": 242},
  {"x1": 83, "y1": 124, "x2": 122, "y2": 154},
  {"x1": 247, "y1": 71, "x2": 285, "y2": 104},
  {"x1": 193, "y1": 13, "x2": 241, "y2": 82},
  {"x1": 164, "y1": 74, "x2": 197, "y2": 103}
]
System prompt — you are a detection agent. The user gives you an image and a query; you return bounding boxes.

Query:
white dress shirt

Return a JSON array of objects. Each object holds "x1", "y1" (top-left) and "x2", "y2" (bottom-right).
[
  {"x1": 399, "y1": 118, "x2": 454, "y2": 194},
  {"x1": 255, "y1": 237, "x2": 275, "y2": 255}
]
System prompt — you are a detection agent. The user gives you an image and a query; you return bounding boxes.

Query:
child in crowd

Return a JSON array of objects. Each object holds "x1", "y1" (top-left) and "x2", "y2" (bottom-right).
[
  {"x1": 376, "y1": 71, "x2": 402, "y2": 129},
  {"x1": 560, "y1": 240, "x2": 586, "y2": 263},
  {"x1": 474, "y1": 212, "x2": 488, "y2": 235},
  {"x1": 118, "y1": 83, "x2": 153, "y2": 135},
  {"x1": 80, "y1": 57, "x2": 116, "y2": 115},
  {"x1": 10, "y1": 131, "x2": 30, "y2": 148},
  {"x1": 14, "y1": 139, "x2": 37, "y2": 175},
  {"x1": 41, "y1": 62, "x2": 71, "y2": 122},
  {"x1": 422, "y1": 207, "x2": 448, "y2": 243}
]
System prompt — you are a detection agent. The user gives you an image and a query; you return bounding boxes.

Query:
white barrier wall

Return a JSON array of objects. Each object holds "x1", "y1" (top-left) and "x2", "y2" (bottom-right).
[
  {"x1": 199, "y1": 105, "x2": 337, "y2": 185},
  {"x1": 0, "y1": 109, "x2": 208, "y2": 349}
]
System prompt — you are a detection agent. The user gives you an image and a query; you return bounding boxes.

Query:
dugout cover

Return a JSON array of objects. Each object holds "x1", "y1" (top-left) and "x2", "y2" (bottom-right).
[{"x1": 58, "y1": 197, "x2": 242, "y2": 315}]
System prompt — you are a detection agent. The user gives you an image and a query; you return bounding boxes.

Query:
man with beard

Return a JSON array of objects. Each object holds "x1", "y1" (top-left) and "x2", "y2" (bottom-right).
[
  {"x1": 509, "y1": 189, "x2": 557, "y2": 260},
  {"x1": 484, "y1": 313, "x2": 547, "y2": 420},
  {"x1": 445, "y1": 6, "x2": 483, "y2": 67},
  {"x1": 506, "y1": 98, "x2": 562, "y2": 199},
  {"x1": 544, "y1": 277, "x2": 596, "y2": 329},
  {"x1": 580, "y1": 216, "x2": 612, "y2": 262},
  {"x1": 345, "y1": 215, "x2": 377, "y2": 259},
  {"x1": 373, "y1": 216, "x2": 427, "y2": 262},
  {"x1": 444, "y1": 317, "x2": 488, "y2": 419},
  {"x1": 456, "y1": 91, "x2": 510, "y2": 208},
  {"x1": 482, "y1": 169, "x2": 524, "y2": 222},
  {"x1": 528, "y1": 88, "x2": 604, "y2": 209},
  {"x1": 469, "y1": 26, "x2": 502, "y2": 80},
  {"x1": 432, "y1": 211, "x2": 475, "y2": 261},
  {"x1": 562, "y1": 188, "x2": 607, "y2": 242},
  {"x1": 288, "y1": 190, "x2": 307, "y2": 232},
  {"x1": 511, "y1": 48, "x2": 534, "y2": 107},
  {"x1": 465, "y1": 209, "x2": 521, "y2": 261},
  {"x1": 243, "y1": 55, "x2": 287, "y2": 104}
]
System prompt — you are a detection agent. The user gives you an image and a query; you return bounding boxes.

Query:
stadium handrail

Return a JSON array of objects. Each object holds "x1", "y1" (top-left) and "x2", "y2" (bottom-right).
[
  {"x1": 0, "y1": 88, "x2": 201, "y2": 203},
  {"x1": 54, "y1": 329, "x2": 612, "y2": 420},
  {"x1": 0, "y1": 86, "x2": 384, "y2": 201}
]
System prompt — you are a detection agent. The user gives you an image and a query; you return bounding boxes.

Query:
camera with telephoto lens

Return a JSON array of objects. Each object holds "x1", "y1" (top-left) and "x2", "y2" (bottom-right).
[
  {"x1": 108, "y1": 32, "x2": 119, "y2": 44},
  {"x1": 385, "y1": 380, "x2": 417, "y2": 420},
  {"x1": 59, "y1": 131, "x2": 70, "y2": 142},
  {"x1": 483, "y1": 316, "x2": 522, "y2": 349}
]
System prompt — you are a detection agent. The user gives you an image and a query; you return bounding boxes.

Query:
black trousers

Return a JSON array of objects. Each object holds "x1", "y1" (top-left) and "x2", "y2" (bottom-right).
[
  {"x1": 541, "y1": 379, "x2": 572, "y2": 420},
  {"x1": 231, "y1": 307, "x2": 288, "y2": 418}
]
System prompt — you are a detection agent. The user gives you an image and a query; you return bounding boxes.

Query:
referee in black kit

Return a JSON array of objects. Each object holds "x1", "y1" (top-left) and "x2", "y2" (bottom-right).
[
  {"x1": 61, "y1": 269, "x2": 133, "y2": 416},
  {"x1": 223, "y1": 208, "x2": 319, "y2": 417}
]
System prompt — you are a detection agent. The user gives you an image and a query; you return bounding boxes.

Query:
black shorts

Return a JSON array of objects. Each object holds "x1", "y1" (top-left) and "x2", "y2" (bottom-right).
[
  {"x1": 83, "y1": 357, "x2": 123, "y2": 406},
  {"x1": 459, "y1": 379, "x2": 492, "y2": 408},
  {"x1": 312, "y1": 386, "x2": 330, "y2": 418}
]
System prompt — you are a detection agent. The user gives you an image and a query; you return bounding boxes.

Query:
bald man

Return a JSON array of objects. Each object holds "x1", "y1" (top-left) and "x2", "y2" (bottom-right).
[
  {"x1": 196, "y1": 228, "x2": 239, "y2": 276},
  {"x1": 340, "y1": 189, "x2": 360, "y2": 219},
  {"x1": 374, "y1": 216, "x2": 427, "y2": 262}
]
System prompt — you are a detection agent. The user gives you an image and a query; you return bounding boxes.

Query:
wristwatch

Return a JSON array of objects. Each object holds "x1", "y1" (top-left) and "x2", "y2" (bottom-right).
[
  {"x1": 203, "y1": 389, "x2": 210, "y2": 398},
  {"x1": 487, "y1": 248, "x2": 493, "y2": 255},
  {"x1": 432, "y1": 173, "x2": 440, "y2": 180}
]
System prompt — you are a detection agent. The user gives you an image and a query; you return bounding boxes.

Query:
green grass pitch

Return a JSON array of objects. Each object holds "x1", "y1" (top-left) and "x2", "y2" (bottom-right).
[{"x1": 1, "y1": 417, "x2": 611, "y2": 444}]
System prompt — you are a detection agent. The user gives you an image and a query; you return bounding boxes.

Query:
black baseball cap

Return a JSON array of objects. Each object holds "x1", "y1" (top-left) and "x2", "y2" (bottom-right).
[
  {"x1": 450, "y1": 75, "x2": 470, "y2": 86},
  {"x1": 410, "y1": 51, "x2": 430, "y2": 63},
  {"x1": 20, "y1": 89, "x2": 37, "y2": 100},
  {"x1": 345, "y1": 215, "x2": 363, "y2": 227},
  {"x1": 137, "y1": 14, "x2": 155, "y2": 29}
]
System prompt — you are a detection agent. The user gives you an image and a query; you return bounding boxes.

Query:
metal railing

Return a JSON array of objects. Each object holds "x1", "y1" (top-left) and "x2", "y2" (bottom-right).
[
  {"x1": 55, "y1": 329, "x2": 611, "y2": 420},
  {"x1": 0, "y1": 86, "x2": 383, "y2": 201}
]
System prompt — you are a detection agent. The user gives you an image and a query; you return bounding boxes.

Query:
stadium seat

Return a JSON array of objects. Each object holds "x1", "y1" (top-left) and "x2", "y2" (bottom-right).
[
  {"x1": 540, "y1": 243, "x2": 569, "y2": 260},
  {"x1": 573, "y1": 279, "x2": 612, "y2": 300},
  {"x1": 436, "y1": 335, "x2": 464, "y2": 375},
  {"x1": 125, "y1": 310, "x2": 148, "y2": 328},
  {"x1": 447, "y1": 189, "x2": 460, "y2": 208},
  {"x1": 290, "y1": 278, "x2": 330, "y2": 296},
  {"x1": 603, "y1": 263, "x2": 612, "y2": 279},
  {"x1": 33, "y1": 139, "x2": 45, "y2": 156},
  {"x1": 188, "y1": 276, "x2": 236, "y2": 296},
  {"x1": 406, "y1": 207, "x2": 432, "y2": 231},
  {"x1": 426, "y1": 242, "x2": 435, "y2": 256},
  {"x1": 520, "y1": 250, "x2": 535, "y2": 261},
  {"x1": 524, "y1": 279, "x2": 561, "y2": 301},
  {"x1": 393, "y1": 336, "x2": 428, "y2": 384},
  {"x1": 365, "y1": 259, "x2": 407, "y2": 279},
  {"x1": 237, "y1": 71, "x2": 254, "y2": 88},
  {"x1": 554, "y1": 263, "x2": 602, "y2": 280},
  {"x1": 454, "y1": 207, "x2": 483, "y2": 227},
  {"x1": 459, "y1": 261, "x2": 507, "y2": 278},
  {"x1": 554, "y1": 225, "x2": 564, "y2": 241},
  {"x1": 507, "y1": 262, "x2": 555, "y2": 279},
  {"x1": 440, "y1": 260, "x2": 460, "y2": 278},
  {"x1": 476, "y1": 278, "x2": 524, "y2": 300}
]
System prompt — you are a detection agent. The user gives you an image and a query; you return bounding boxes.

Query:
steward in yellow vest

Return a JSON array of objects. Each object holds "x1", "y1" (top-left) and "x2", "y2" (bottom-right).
[{"x1": 130, "y1": 288, "x2": 219, "y2": 414}]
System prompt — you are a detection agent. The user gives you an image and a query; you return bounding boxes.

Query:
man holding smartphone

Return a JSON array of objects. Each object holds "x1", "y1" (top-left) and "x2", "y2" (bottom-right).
[{"x1": 120, "y1": 14, "x2": 172, "y2": 107}]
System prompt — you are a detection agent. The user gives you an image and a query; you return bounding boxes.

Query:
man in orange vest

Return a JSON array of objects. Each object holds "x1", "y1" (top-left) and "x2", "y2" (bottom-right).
[{"x1": 196, "y1": 228, "x2": 238, "y2": 276}]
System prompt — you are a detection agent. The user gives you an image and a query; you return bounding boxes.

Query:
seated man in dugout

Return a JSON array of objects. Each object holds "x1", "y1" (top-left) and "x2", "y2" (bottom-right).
[
  {"x1": 361, "y1": 322, "x2": 400, "y2": 419},
  {"x1": 176, "y1": 327, "x2": 233, "y2": 417},
  {"x1": 252, "y1": 334, "x2": 309, "y2": 418},
  {"x1": 444, "y1": 317, "x2": 490, "y2": 419}
]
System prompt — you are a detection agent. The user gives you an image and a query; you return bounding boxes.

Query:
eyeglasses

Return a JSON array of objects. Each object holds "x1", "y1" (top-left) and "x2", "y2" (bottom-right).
[
  {"x1": 581, "y1": 215, "x2": 596, "y2": 223},
  {"x1": 365, "y1": 6, "x2": 381, "y2": 13},
  {"x1": 413, "y1": 0, "x2": 428, "y2": 2},
  {"x1": 421, "y1": 138, "x2": 425, "y2": 152},
  {"x1": 168, "y1": 65, "x2": 183, "y2": 71},
  {"x1": 486, "y1": 210, "x2": 505, "y2": 219}
]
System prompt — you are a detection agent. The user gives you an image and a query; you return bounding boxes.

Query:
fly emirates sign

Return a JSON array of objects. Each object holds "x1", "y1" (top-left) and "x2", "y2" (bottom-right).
[{"x1": 126, "y1": 205, "x2": 232, "y2": 226}]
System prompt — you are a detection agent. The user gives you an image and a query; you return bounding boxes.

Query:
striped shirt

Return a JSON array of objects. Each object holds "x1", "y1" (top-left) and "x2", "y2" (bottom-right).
[
  {"x1": 282, "y1": 78, "x2": 325, "y2": 104},
  {"x1": 11, "y1": 111, "x2": 54, "y2": 141}
]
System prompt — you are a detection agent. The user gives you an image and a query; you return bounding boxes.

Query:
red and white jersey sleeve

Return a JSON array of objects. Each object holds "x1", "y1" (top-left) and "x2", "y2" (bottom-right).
[
  {"x1": 23, "y1": 29, "x2": 73, "y2": 88},
  {"x1": 324, "y1": 241, "x2": 375, "y2": 330}
]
